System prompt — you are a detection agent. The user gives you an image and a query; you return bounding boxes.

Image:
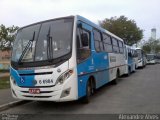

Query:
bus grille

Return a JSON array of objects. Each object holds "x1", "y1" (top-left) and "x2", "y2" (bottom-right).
[
  {"x1": 21, "y1": 91, "x2": 53, "y2": 94},
  {"x1": 23, "y1": 95, "x2": 52, "y2": 98}
]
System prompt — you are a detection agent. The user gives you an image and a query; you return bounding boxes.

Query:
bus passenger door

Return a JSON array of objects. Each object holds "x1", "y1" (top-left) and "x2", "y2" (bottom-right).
[{"x1": 76, "y1": 21, "x2": 95, "y2": 98}]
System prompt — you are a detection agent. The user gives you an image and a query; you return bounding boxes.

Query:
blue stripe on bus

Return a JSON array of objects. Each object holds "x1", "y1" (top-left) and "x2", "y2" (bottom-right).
[
  {"x1": 10, "y1": 67, "x2": 35, "y2": 87},
  {"x1": 77, "y1": 52, "x2": 110, "y2": 98}
]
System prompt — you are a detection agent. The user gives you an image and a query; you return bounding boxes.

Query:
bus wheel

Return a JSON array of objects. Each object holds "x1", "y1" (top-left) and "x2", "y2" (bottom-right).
[{"x1": 81, "y1": 80, "x2": 92, "y2": 104}]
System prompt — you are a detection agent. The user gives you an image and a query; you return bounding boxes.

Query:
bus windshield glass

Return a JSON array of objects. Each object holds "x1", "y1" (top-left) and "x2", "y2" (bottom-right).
[
  {"x1": 11, "y1": 18, "x2": 73, "y2": 63},
  {"x1": 137, "y1": 49, "x2": 142, "y2": 60},
  {"x1": 146, "y1": 54, "x2": 155, "y2": 60}
]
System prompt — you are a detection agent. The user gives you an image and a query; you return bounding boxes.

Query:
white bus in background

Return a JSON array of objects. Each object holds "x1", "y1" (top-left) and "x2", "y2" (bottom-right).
[
  {"x1": 146, "y1": 54, "x2": 156, "y2": 64},
  {"x1": 136, "y1": 48, "x2": 146, "y2": 68}
]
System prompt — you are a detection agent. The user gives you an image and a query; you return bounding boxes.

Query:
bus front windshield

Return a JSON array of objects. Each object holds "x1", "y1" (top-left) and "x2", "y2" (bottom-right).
[
  {"x1": 11, "y1": 18, "x2": 73, "y2": 65},
  {"x1": 137, "y1": 49, "x2": 142, "y2": 60},
  {"x1": 147, "y1": 55, "x2": 155, "y2": 60}
]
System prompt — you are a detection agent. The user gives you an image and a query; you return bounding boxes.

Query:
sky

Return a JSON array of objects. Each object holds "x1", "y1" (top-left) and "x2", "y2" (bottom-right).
[{"x1": 0, "y1": 0, "x2": 160, "y2": 40}]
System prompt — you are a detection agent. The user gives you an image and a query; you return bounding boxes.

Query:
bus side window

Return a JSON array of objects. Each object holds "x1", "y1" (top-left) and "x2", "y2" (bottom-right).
[
  {"x1": 128, "y1": 48, "x2": 133, "y2": 57},
  {"x1": 112, "y1": 38, "x2": 119, "y2": 53},
  {"x1": 81, "y1": 33, "x2": 89, "y2": 48},
  {"x1": 102, "y1": 33, "x2": 112, "y2": 52},
  {"x1": 76, "y1": 27, "x2": 91, "y2": 63},
  {"x1": 118, "y1": 41, "x2": 124, "y2": 54},
  {"x1": 93, "y1": 29, "x2": 103, "y2": 52}
]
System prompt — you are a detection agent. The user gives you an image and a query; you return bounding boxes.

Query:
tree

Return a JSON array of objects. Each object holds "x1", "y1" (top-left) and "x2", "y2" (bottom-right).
[
  {"x1": 99, "y1": 16, "x2": 143, "y2": 45},
  {"x1": 0, "y1": 24, "x2": 19, "y2": 51},
  {"x1": 142, "y1": 42, "x2": 151, "y2": 53},
  {"x1": 142, "y1": 38, "x2": 160, "y2": 54}
]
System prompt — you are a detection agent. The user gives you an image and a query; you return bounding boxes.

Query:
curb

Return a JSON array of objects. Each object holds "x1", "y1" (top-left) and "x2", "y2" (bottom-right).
[{"x1": 0, "y1": 100, "x2": 31, "y2": 112}]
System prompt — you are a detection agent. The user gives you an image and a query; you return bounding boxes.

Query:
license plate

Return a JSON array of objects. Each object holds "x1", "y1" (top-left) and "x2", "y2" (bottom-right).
[{"x1": 29, "y1": 88, "x2": 40, "y2": 94}]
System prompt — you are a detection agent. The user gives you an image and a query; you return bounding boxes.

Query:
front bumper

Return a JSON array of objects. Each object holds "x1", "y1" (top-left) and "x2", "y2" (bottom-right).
[{"x1": 10, "y1": 75, "x2": 78, "y2": 102}]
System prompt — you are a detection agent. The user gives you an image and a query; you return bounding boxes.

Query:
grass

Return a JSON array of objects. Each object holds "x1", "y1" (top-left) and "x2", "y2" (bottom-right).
[{"x1": 0, "y1": 76, "x2": 10, "y2": 89}]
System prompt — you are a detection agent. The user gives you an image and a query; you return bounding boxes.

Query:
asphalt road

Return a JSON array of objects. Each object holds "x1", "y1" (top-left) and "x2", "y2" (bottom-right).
[
  {"x1": 0, "y1": 89, "x2": 17, "y2": 106},
  {"x1": 0, "y1": 64, "x2": 160, "y2": 119}
]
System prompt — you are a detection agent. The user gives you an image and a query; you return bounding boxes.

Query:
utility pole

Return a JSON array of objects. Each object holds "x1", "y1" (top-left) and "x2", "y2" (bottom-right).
[{"x1": 151, "y1": 28, "x2": 156, "y2": 53}]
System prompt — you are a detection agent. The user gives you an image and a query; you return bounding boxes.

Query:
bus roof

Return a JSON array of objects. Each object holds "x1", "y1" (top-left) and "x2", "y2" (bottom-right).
[{"x1": 135, "y1": 47, "x2": 142, "y2": 50}]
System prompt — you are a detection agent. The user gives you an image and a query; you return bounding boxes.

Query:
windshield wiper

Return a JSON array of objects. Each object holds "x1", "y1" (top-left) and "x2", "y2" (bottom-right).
[
  {"x1": 18, "y1": 31, "x2": 35, "y2": 64},
  {"x1": 47, "y1": 26, "x2": 53, "y2": 62}
]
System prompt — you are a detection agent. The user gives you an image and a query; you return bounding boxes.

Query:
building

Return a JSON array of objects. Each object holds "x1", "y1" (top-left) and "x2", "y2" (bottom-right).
[
  {"x1": 0, "y1": 50, "x2": 11, "y2": 70},
  {"x1": 151, "y1": 28, "x2": 156, "y2": 40},
  {"x1": 0, "y1": 50, "x2": 11, "y2": 61}
]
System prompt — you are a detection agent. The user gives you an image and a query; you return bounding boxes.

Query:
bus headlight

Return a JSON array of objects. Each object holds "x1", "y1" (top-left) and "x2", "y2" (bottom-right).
[
  {"x1": 55, "y1": 69, "x2": 73, "y2": 85},
  {"x1": 138, "y1": 60, "x2": 142, "y2": 63}
]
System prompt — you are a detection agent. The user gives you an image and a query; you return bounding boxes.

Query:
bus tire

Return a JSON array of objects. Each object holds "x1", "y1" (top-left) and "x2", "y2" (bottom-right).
[{"x1": 81, "y1": 80, "x2": 92, "y2": 104}]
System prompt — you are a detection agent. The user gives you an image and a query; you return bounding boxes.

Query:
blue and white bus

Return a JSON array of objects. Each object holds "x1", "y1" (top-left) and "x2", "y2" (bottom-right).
[
  {"x1": 132, "y1": 48, "x2": 139, "y2": 69},
  {"x1": 10, "y1": 15, "x2": 126, "y2": 103},
  {"x1": 124, "y1": 45, "x2": 136, "y2": 75},
  {"x1": 136, "y1": 48, "x2": 146, "y2": 68}
]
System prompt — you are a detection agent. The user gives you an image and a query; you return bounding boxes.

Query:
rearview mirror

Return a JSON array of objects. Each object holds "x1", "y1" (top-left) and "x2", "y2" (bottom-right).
[
  {"x1": 81, "y1": 33, "x2": 89, "y2": 47},
  {"x1": 77, "y1": 23, "x2": 82, "y2": 29}
]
